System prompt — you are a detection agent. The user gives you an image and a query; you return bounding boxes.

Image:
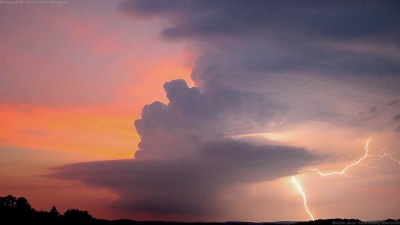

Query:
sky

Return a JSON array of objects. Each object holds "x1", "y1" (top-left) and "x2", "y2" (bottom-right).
[{"x1": 1, "y1": 0, "x2": 400, "y2": 222}]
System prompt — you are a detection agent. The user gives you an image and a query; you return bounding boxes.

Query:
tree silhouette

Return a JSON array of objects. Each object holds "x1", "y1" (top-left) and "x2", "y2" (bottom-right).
[
  {"x1": 16, "y1": 197, "x2": 32, "y2": 212},
  {"x1": 50, "y1": 206, "x2": 60, "y2": 216},
  {"x1": 0, "y1": 195, "x2": 97, "y2": 225},
  {"x1": 64, "y1": 208, "x2": 93, "y2": 221},
  {"x1": 0, "y1": 195, "x2": 17, "y2": 208},
  {"x1": 0, "y1": 194, "x2": 399, "y2": 225}
]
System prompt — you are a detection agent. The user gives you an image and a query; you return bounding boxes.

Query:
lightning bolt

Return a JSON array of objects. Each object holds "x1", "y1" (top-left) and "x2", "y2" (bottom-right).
[
  {"x1": 300, "y1": 139, "x2": 400, "y2": 176},
  {"x1": 291, "y1": 176, "x2": 315, "y2": 221},
  {"x1": 291, "y1": 138, "x2": 400, "y2": 220},
  {"x1": 366, "y1": 152, "x2": 400, "y2": 166}
]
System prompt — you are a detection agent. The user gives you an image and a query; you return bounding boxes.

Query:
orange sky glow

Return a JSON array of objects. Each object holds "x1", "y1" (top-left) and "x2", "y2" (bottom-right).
[{"x1": 1, "y1": 0, "x2": 400, "y2": 222}]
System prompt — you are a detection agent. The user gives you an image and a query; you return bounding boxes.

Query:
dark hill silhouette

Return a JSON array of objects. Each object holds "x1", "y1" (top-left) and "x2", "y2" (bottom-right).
[{"x1": 0, "y1": 195, "x2": 398, "y2": 225}]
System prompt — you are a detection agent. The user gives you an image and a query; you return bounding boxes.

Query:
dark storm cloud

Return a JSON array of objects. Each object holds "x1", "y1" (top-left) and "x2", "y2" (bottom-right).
[
  {"x1": 55, "y1": 139, "x2": 320, "y2": 216},
  {"x1": 56, "y1": 0, "x2": 400, "y2": 219},
  {"x1": 54, "y1": 79, "x2": 322, "y2": 217},
  {"x1": 120, "y1": 0, "x2": 400, "y2": 130},
  {"x1": 121, "y1": 0, "x2": 400, "y2": 78},
  {"x1": 121, "y1": 0, "x2": 400, "y2": 42},
  {"x1": 134, "y1": 79, "x2": 287, "y2": 160}
]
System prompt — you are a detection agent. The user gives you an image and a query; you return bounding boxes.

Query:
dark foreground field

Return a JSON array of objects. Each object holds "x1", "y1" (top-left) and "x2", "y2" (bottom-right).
[{"x1": 0, "y1": 195, "x2": 398, "y2": 225}]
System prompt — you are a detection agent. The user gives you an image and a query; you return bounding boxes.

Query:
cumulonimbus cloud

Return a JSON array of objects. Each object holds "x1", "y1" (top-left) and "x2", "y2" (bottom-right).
[
  {"x1": 55, "y1": 139, "x2": 320, "y2": 217},
  {"x1": 54, "y1": 79, "x2": 322, "y2": 218},
  {"x1": 54, "y1": 0, "x2": 400, "y2": 220},
  {"x1": 121, "y1": 0, "x2": 400, "y2": 129}
]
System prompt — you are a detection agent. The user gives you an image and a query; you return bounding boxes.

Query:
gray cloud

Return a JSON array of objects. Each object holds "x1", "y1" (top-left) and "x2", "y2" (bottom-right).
[
  {"x1": 121, "y1": 0, "x2": 400, "y2": 43},
  {"x1": 121, "y1": 0, "x2": 400, "y2": 78},
  {"x1": 120, "y1": 0, "x2": 400, "y2": 128},
  {"x1": 134, "y1": 79, "x2": 287, "y2": 160},
  {"x1": 53, "y1": 77, "x2": 323, "y2": 218},
  {"x1": 56, "y1": 0, "x2": 400, "y2": 220},
  {"x1": 54, "y1": 139, "x2": 320, "y2": 217}
]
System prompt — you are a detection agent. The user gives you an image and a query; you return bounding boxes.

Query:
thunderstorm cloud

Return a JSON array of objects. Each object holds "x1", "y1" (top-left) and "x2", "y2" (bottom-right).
[
  {"x1": 54, "y1": 0, "x2": 400, "y2": 220},
  {"x1": 55, "y1": 79, "x2": 321, "y2": 217}
]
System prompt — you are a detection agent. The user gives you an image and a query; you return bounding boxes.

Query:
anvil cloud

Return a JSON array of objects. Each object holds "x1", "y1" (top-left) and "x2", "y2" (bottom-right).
[{"x1": 55, "y1": 0, "x2": 400, "y2": 220}]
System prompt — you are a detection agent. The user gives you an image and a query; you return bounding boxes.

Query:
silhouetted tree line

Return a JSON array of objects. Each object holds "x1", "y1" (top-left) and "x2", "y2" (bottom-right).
[
  {"x1": 0, "y1": 194, "x2": 103, "y2": 225},
  {"x1": 1, "y1": 195, "x2": 399, "y2": 225}
]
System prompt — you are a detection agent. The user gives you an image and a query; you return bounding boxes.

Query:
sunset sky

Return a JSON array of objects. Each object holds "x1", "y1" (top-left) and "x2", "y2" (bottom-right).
[{"x1": 1, "y1": 0, "x2": 400, "y2": 222}]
